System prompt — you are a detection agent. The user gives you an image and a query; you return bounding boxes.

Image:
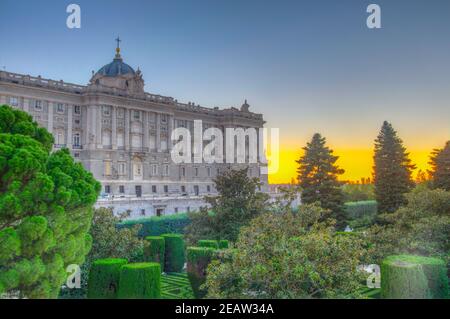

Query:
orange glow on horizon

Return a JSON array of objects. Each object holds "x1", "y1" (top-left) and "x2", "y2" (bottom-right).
[{"x1": 268, "y1": 147, "x2": 433, "y2": 184}]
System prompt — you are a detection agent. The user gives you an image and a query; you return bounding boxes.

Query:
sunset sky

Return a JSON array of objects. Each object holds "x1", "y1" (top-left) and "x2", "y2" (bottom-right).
[{"x1": 0, "y1": 0, "x2": 449, "y2": 184}]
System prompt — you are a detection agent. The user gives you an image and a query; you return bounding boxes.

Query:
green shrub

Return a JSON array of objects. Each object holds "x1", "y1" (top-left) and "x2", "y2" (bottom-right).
[
  {"x1": 117, "y1": 263, "x2": 161, "y2": 299},
  {"x1": 381, "y1": 255, "x2": 449, "y2": 299},
  {"x1": 186, "y1": 247, "x2": 216, "y2": 298},
  {"x1": 345, "y1": 200, "x2": 378, "y2": 220},
  {"x1": 87, "y1": 258, "x2": 128, "y2": 299},
  {"x1": 198, "y1": 240, "x2": 219, "y2": 249},
  {"x1": 162, "y1": 234, "x2": 185, "y2": 272},
  {"x1": 144, "y1": 236, "x2": 165, "y2": 271},
  {"x1": 218, "y1": 240, "x2": 229, "y2": 249},
  {"x1": 118, "y1": 214, "x2": 191, "y2": 237}
]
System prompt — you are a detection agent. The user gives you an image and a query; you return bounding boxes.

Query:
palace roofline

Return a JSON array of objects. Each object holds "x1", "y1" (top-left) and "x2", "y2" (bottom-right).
[{"x1": 0, "y1": 70, "x2": 264, "y2": 122}]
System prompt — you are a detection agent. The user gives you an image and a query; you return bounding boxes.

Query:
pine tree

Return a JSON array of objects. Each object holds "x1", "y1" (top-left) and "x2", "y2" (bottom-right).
[
  {"x1": 373, "y1": 121, "x2": 415, "y2": 213},
  {"x1": 296, "y1": 133, "x2": 346, "y2": 229},
  {"x1": 429, "y1": 141, "x2": 450, "y2": 191},
  {"x1": 0, "y1": 104, "x2": 101, "y2": 298}
]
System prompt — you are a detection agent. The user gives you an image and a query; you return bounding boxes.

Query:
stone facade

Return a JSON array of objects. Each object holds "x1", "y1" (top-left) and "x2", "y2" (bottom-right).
[{"x1": 0, "y1": 46, "x2": 268, "y2": 219}]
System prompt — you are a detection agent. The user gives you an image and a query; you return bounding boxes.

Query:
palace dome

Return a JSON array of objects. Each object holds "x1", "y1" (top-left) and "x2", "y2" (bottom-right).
[{"x1": 97, "y1": 57, "x2": 135, "y2": 77}]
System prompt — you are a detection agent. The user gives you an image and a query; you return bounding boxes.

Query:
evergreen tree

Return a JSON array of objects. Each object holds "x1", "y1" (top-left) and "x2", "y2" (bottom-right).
[
  {"x1": 296, "y1": 133, "x2": 346, "y2": 229},
  {"x1": 0, "y1": 105, "x2": 101, "y2": 298},
  {"x1": 429, "y1": 141, "x2": 450, "y2": 191},
  {"x1": 373, "y1": 121, "x2": 415, "y2": 214}
]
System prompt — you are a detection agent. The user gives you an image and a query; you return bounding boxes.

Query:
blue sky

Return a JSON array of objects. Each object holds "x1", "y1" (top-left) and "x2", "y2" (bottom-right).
[{"x1": 0, "y1": 0, "x2": 449, "y2": 154}]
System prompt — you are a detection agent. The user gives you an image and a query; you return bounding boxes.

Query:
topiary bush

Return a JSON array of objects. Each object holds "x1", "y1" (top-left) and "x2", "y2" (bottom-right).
[
  {"x1": 87, "y1": 258, "x2": 128, "y2": 299},
  {"x1": 381, "y1": 255, "x2": 449, "y2": 299},
  {"x1": 198, "y1": 240, "x2": 219, "y2": 249},
  {"x1": 162, "y1": 234, "x2": 185, "y2": 272},
  {"x1": 186, "y1": 247, "x2": 216, "y2": 298},
  {"x1": 144, "y1": 236, "x2": 165, "y2": 271},
  {"x1": 117, "y1": 262, "x2": 161, "y2": 299},
  {"x1": 118, "y1": 213, "x2": 191, "y2": 237},
  {"x1": 218, "y1": 240, "x2": 229, "y2": 249}
]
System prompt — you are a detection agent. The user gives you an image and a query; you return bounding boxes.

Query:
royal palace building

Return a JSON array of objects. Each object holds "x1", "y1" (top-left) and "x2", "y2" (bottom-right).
[{"x1": 0, "y1": 43, "x2": 268, "y2": 219}]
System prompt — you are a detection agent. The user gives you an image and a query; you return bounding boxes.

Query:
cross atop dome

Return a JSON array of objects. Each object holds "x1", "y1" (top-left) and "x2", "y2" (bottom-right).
[{"x1": 115, "y1": 36, "x2": 122, "y2": 59}]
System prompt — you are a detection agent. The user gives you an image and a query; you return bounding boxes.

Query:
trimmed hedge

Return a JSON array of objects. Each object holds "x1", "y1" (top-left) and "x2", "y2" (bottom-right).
[
  {"x1": 118, "y1": 262, "x2": 161, "y2": 299},
  {"x1": 87, "y1": 258, "x2": 128, "y2": 299},
  {"x1": 381, "y1": 255, "x2": 449, "y2": 299},
  {"x1": 144, "y1": 236, "x2": 165, "y2": 271},
  {"x1": 162, "y1": 234, "x2": 185, "y2": 272},
  {"x1": 218, "y1": 240, "x2": 229, "y2": 249},
  {"x1": 186, "y1": 247, "x2": 216, "y2": 298},
  {"x1": 118, "y1": 213, "x2": 191, "y2": 237},
  {"x1": 198, "y1": 240, "x2": 219, "y2": 249}
]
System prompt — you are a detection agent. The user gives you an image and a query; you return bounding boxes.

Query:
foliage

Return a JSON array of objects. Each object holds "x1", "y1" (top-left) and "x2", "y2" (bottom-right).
[
  {"x1": 59, "y1": 207, "x2": 144, "y2": 299},
  {"x1": 381, "y1": 255, "x2": 448, "y2": 299},
  {"x1": 367, "y1": 188, "x2": 450, "y2": 269},
  {"x1": 118, "y1": 213, "x2": 191, "y2": 237},
  {"x1": 373, "y1": 121, "x2": 415, "y2": 214},
  {"x1": 117, "y1": 263, "x2": 161, "y2": 299},
  {"x1": 144, "y1": 236, "x2": 165, "y2": 271},
  {"x1": 296, "y1": 133, "x2": 346, "y2": 229},
  {"x1": 429, "y1": 141, "x2": 450, "y2": 191},
  {"x1": 198, "y1": 240, "x2": 219, "y2": 249},
  {"x1": 204, "y1": 204, "x2": 367, "y2": 298},
  {"x1": 186, "y1": 247, "x2": 216, "y2": 298},
  {"x1": 185, "y1": 168, "x2": 269, "y2": 244},
  {"x1": 87, "y1": 258, "x2": 127, "y2": 299},
  {"x1": 0, "y1": 105, "x2": 100, "y2": 298},
  {"x1": 345, "y1": 201, "x2": 378, "y2": 219},
  {"x1": 162, "y1": 234, "x2": 185, "y2": 273},
  {"x1": 342, "y1": 184, "x2": 375, "y2": 202}
]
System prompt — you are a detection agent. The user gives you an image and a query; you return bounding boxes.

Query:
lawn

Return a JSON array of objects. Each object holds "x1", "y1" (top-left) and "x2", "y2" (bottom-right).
[{"x1": 161, "y1": 272, "x2": 194, "y2": 299}]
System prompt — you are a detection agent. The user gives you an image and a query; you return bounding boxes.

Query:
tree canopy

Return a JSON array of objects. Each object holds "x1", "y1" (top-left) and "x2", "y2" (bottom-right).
[
  {"x1": 296, "y1": 133, "x2": 346, "y2": 229},
  {"x1": 373, "y1": 121, "x2": 415, "y2": 214},
  {"x1": 0, "y1": 104, "x2": 100, "y2": 298},
  {"x1": 429, "y1": 141, "x2": 450, "y2": 191}
]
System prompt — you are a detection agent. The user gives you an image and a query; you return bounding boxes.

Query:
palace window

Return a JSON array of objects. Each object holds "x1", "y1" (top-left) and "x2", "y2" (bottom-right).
[
  {"x1": 74, "y1": 105, "x2": 81, "y2": 114},
  {"x1": 118, "y1": 162, "x2": 126, "y2": 175},
  {"x1": 73, "y1": 133, "x2": 81, "y2": 147},
  {"x1": 105, "y1": 185, "x2": 111, "y2": 194},
  {"x1": 57, "y1": 103, "x2": 64, "y2": 113},
  {"x1": 102, "y1": 106, "x2": 111, "y2": 116},
  {"x1": 152, "y1": 185, "x2": 157, "y2": 193},
  {"x1": 207, "y1": 167, "x2": 211, "y2": 177},
  {"x1": 164, "y1": 185, "x2": 169, "y2": 193},
  {"x1": 180, "y1": 167, "x2": 186, "y2": 178},
  {"x1": 161, "y1": 114, "x2": 167, "y2": 123},
  {"x1": 119, "y1": 185, "x2": 125, "y2": 193},
  {"x1": 9, "y1": 97, "x2": 18, "y2": 106},
  {"x1": 181, "y1": 185, "x2": 186, "y2": 193},
  {"x1": 194, "y1": 167, "x2": 199, "y2": 177},
  {"x1": 34, "y1": 100, "x2": 42, "y2": 110},
  {"x1": 133, "y1": 110, "x2": 140, "y2": 120},
  {"x1": 103, "y1": 161, "x2": 112, "y2": 176},
  {"x1": 151, "y1": 164, "x2": 158, "y2": 176},
  {"x1": 163, "y1": 165, "x2": 169, "y2": 176},
  {"x1": 207, "y1": 185, "x2": 211, "y2": 192}
]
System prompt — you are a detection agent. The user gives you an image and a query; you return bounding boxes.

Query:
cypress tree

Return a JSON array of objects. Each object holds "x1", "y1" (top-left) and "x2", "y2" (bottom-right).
[
  {"x1": 429, "y1": 141, "x2": 450, "y2": 191},
  {"x1": 373, "y1": 121, "x2": 415, "y2": 213},
  {"x1": 296, "y1": 133, "x2": 346, "y2": 229}
]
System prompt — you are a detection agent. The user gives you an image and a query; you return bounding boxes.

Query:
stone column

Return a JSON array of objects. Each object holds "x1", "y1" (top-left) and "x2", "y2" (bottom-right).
[
  {"x1": 82, "y1": 105, "x2": 88, "y2": 147},
  {"x1": 112, "y1": 106, "x2": 117, "y2": 150},
  {"x1": 88, "y1": 106, "x2": 96, "y2": 150},
  {"x1": 96, "y1": 105, "x2": 102, "y2": 148},
  {"x1": 47, "y1": 102, "x2": 53, "y2": 134},
  {"x1": 125, "y1": 108, "x2": 130, "y2": 151},
  {"x1": 23, "y1": 98, "x2": 30, "y2": 112},
  {"x1": 156, "y1": 113, "x2": 161, "y2": 152},
  {"x1": 143, "y1": 111, "x2": 149, "y2": 151},
  {"x1": 168, "y1": 115, "x2": 174, "y2": 151},
  {"x1": 67, "y1": 104, "x2": 73, "y2": 148}
]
